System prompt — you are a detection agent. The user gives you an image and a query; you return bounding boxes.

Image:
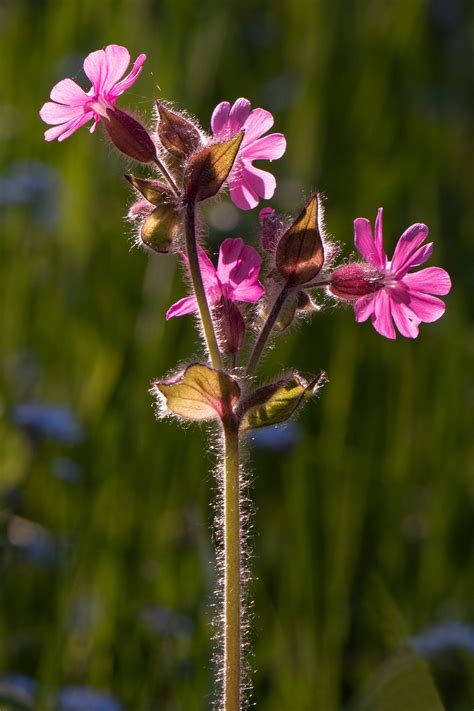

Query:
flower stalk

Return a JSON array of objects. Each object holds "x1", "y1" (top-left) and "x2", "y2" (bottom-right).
[
  {"x1": 222, "y1": 417, "x2": 242, "y2": 711},
  {"x1": 245, "y1": 285, "x2": 289, "y2": 377}
]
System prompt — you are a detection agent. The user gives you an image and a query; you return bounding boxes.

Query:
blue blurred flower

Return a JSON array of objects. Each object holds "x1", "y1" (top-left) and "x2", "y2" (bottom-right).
[
  {"x1": 8, "y1": 515, "x2": 57, "y2": 568},
  {"x1": 0, "y1": 673, "x2": 37, "y2": 700},
  {"x1": 58, "y1": 687, "x2": 123, "y2": 711},
  {"x1": 11, "y1": 403, "x2": 84, "y2": 445},
  {"x1": 53, "y1": 457, "x2": 84, "y2": 483},
  {"x1": 250, "y1": 422, "x2": 301, "y2": 452},
  {"x1": 411, "y1": 622, "x2": 474, "y2": 657},
  {"x1": 0, "y1": 160, "x2": 62, "y2": 227}
]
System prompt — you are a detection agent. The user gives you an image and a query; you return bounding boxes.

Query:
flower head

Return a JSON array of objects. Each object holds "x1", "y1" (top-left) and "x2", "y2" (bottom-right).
[
  {"x1": 166, "y1": 238, "x2": 264, "y2": 319},
  {"x1": 342, "y1": 209, "x2": 451, "y2": 339},
  {"x1": 211, "y1": 98, "x2": 286, "y2": 211},
  {"x1": 40, "y1": 44, "x2": 146, "y2": 142}
]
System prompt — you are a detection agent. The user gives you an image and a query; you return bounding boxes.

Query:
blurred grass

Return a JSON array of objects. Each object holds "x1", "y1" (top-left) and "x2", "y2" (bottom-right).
[{"x1": 0, "y1": 0, "x2": 473, "y2": 709}]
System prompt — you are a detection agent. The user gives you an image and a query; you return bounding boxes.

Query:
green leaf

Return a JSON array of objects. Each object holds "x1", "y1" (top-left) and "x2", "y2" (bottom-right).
[
  {"x1": 156, "y1": 102, "x2": 202, "y2": 158},
  {"x1": 239, "y1": 372, "x2": 325, "y2": 431},
  {"x1": 275, "y1": 193, "x2": 324, "y2": 286},
  {"x1": 152, "y1": 363, "x2": 241, "y2": 421},
  {"x1": 124, "y1": 174, "x2": 174, "y2": 206},
  {"x1": 140, "y1": 204, "x2": 182, "y2": 253},
  {"x1": 184, "y1": 132, "x2": 244, "y2": 202}
]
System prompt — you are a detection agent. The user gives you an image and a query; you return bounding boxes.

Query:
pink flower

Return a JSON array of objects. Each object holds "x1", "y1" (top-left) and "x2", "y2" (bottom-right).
[
  {"x1": 211, "y1": 98, "x2": 286, "y2": 211},
  {"x1": 166, "y1": 238, "x2": 265, "y2": 319},
  {"x1": 40, "y1": 44, "x2": 146, "y2": 142},
  {"x1": 351, "y1": 209, "x2": 451, "y2": 339}
]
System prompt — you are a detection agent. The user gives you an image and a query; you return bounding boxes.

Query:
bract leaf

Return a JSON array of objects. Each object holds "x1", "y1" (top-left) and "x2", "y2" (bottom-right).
[
  {"x1": 275, "y1": 193, "x2": 324, "y2": 286},
  {"x1": 184, "y1": 132, "x2": 244, "y2": 202},
  {"x1": 152, "y1": 363, "x2": 241, "y2": 421},
  {"x1": 140, "y1": 204, "x2": 182, "y2": 253},
  {"x1": 125, "y1": 174, "x2": 174, "y2": 206},
  {"x1": 240, "y1": 371, "x2": 325, "y2": 431},
  {"x1": 156, "y1": 102, "x2": 202, "y2": 158}
]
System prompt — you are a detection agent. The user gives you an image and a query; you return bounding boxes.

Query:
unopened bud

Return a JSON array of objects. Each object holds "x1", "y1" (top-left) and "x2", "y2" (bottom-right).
[
  {"x1": 141, "y1": 203, "x2": 182, "y2": 253},
  {"x1": 104, "y1": 108, "x2": 157, "y2": 163},
  {"x1": 125, "y1": 174, "x2": 174, "y2": 205},
  {"x1": 329, "y1": 263, "x2": 383, "y2": 301},
  {"x1": 259, "y1": 207, "x2": 281, "y2": 254},
  {"x1": 156, "y1": 102, "x2": 202, "y2": 159},
  {"x1": 215, "y1": 297, "x2": 245, "y2": 356}
]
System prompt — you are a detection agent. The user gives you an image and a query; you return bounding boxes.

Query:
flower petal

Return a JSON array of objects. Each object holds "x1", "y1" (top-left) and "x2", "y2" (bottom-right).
[
  {"x1": 390, "y1": 299, "x2": 420, "y2": 338},
  {"x1": 50, "y1": 78, "x2": 89, "y2": 106},
  {"x1": 217, "y1": 238, "x2": 264, "y2": 302},
  {"x1": 43, "y1": 111, "x2": 94, "y2": 141},
  {"x1": 228, "y1": 98, "x2": 252, "y2": 129},
  {"x1": 166, "y1": 295, "x2": 198, "y2": 319},
  {"x1": 408, "y1": 242, "x2": 433, "y2": 268},
  {"x1": 372, "y1": 290, "x2": 396, "y2": 339},
  {"x1": 354, "y1": 294, "x2": 376, "y2": 323},
  {"x1": 108, "y1": 52, "x2": 147, "y2": 98},
  {"x1": 197, "y1": 247, "x2": 220, "y2": 292},
  {"x1": 242, "y1": 108, "x2": 274, "y2": 143},
  {"x1": 83, "y1": 48, "x2": 108, "y2": 92},
  {"x1": 390, "y1": 223, "x2": 429, "y2": 276},
  {"x1": 40, "y1": 102, "x2": 85, "y2": 125},
  {"x1": 374, "y1": 208, "x2": 387, "y2": 269},
  {"x1": 101, "y1": 44, "x2": 131, "y2": 94},
  {"x1": 240, "y1": 161, "x2": 276, "y2": 200},
  {"x1": 405, "y1": 291, "x2": 446, "y2": 323},
  {"x1": 402, "y1": 267, "x2": 451, "y2": 296},
  {"x1": 243, "y1": 133, "x2": 287, "y2": 161},
  {"x1": 229, "y1": 179, "x2": 259, "y2": 211},
  {"x1": 354, "y1": 218, "x2": 386, "y2": 269},
  {"x1": 211, "y1": 101, "x2": 231, "y2": 135}
]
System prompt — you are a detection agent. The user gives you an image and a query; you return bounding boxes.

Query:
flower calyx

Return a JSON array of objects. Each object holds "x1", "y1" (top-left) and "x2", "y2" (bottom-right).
[
  {"x1": 125, "y1": 174, "x2": 181, "y2": 253},
  {"x1": 275, "y1": 193, "x2": 325, "y2": 287},
  {"x1": 329, "y1": 263, "x2": 383, "y2": 301},
  {"x1": 103, "y1": 108, "x2": 157, "y2": 163}
]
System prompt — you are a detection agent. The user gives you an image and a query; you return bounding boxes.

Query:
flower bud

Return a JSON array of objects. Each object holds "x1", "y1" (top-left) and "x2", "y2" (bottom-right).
[
  {"x1": 140, "y1": 204, "x2": 182, "y2": 253},
  {"x1": 329, "y1": 263, "x2": 383, "y2": 301},
  {"x1": 215, "y1": 297, "x2": 245, "y2": 357},
  {"x1": 156, "y1": 102, "x2": 202, "y2": 159},
  {"x1": 104, "y1": 108, "x2": 157, "y2": 163}
]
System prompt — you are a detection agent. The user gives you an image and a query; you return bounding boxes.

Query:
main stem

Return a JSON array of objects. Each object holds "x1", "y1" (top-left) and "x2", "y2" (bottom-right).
[
  {"x1": 222, "y1": 419, "x2": 241, "y2": 711},
  {"x1": 245, "y1": 285, "x2": 289, "y2": 377},
  {"x1": 184, "y1": 200, "x2": 223, "y2": 369}
]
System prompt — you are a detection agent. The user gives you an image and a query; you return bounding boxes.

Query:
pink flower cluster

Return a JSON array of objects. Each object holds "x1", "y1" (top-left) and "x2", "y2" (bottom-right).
[
  {"x1": 40, "y1": 44, "x2": 452, "y2": 341},
  {"x1": 40, "y1": 45, "x2": 146, "y2": 142},
  {"x1": 331, "y1": 209, "x2": 451, "y2": 339},
  {"x1": 211, "y1": 99, "x2": 286, "y2": 210}
]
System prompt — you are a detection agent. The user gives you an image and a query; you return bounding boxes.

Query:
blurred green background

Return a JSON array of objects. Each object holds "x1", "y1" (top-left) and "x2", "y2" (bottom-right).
[{"x1": 0, "y1": 0, "x2": 473, "y2": 709}]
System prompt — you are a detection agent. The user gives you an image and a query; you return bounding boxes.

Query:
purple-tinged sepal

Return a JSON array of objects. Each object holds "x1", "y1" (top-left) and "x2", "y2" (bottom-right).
[{"x1": 104, "y1": 108, "x2": 157, "y2": 163}]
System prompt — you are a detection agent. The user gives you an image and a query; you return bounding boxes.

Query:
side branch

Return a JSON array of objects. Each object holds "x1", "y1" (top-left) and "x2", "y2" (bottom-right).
[{"x1": 245, "y1": 285, "x2": 289, "y2": 377}]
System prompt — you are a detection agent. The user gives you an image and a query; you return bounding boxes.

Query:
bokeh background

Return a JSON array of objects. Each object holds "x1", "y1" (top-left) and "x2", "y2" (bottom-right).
[{"x1": 0, "y1": 0, "x2": 473, "y2": 709}]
